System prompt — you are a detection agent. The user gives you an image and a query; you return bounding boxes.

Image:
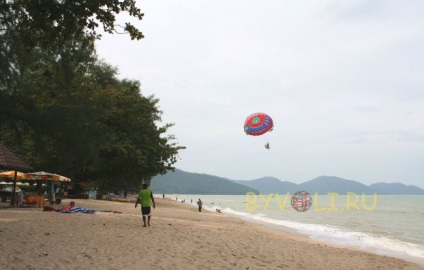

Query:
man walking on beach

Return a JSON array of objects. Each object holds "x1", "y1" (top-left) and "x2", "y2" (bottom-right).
[{"x1": 135, "y1": 183, "x2": 156, "y2": 227}]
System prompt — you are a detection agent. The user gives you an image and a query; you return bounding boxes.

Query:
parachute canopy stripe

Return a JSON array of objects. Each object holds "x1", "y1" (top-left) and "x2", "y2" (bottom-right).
[{"x1": 244, "y1": 113, "x2": 274, "y2": 136}]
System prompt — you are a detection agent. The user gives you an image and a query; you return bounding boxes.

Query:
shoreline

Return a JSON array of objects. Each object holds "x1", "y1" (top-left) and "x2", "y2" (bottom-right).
[
  {"x1": 142, "y1": 196, "x2": 424, "y2": 266},
  {"x1": 209, "y1": 205, "x2": 424, "y2": 265},
  {"x1": 172, "y1": 195, "x2": 424, "y2": 266},
  {"x1": 1, "y1": 198, "x2": 423, "y2": 269},
  {"x1": 231, "y1": 211, "x2": 424, "y2": 266}
]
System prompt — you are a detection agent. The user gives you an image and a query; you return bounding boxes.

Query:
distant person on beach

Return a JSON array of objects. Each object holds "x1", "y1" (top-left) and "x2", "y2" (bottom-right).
[
  {"x1": 163, "y1": 194, "x2": 165, "y2": 199},
  {"x1": 135, "y1": 183, "x2": 156, "y2": 227},
  {"x1": 197, "y1": 199, "x2": 203, "y2": 212}
]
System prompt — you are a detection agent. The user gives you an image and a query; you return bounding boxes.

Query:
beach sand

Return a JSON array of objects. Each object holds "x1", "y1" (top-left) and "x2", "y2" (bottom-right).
[{"x1": 0, "y1": 198, "x2": 423, "y2": 270}]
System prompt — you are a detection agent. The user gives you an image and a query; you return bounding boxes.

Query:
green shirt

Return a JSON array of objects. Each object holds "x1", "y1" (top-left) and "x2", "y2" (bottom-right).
[{"x1": 139, "y1": 189, "x2": 152, "y2": 207}]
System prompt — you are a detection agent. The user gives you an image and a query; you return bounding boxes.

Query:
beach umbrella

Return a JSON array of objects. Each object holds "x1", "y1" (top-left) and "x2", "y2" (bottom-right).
[
  {"x1": 26, "y1": 171, "x2": 71, "y2": 203},
  {"x1": 2, "y1": 186, "x2": 20, "y2": 191},
  {"x1": 25, "y1": 171, "x2": 71, "y2": 182},
  {"x1": 0, "y1": 142, "x2": 33, "y2": 206},
  {"x1": 0, "y1": 171, "x2": 26, "y2": 180},
  {"x1": 15, "y1": 182, "x2": 30, "y2": 186}
]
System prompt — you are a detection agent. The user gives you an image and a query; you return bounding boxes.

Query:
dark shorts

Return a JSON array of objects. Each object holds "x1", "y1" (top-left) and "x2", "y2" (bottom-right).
[{"x1": 141, "y1": 207, "x2": 151, "y2": 217}]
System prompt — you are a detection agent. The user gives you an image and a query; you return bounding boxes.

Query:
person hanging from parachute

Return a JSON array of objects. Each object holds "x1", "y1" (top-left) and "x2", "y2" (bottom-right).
[{"x1": 244, "y1": 112, "x2": 274, "y2": 150}]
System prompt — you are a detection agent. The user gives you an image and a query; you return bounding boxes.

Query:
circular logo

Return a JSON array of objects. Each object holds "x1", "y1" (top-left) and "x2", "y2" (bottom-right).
[
  {"x1": 252, "y1": 116, "x2": 261, "y2": 124},
  {"x1": 291, "y1": 191, "x2": 313, "y2": 212}
]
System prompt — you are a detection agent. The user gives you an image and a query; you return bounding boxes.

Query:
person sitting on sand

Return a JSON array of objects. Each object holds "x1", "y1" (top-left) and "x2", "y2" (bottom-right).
[{"x1": 135, "y1": 183, "x2": 156, "y2": 227}]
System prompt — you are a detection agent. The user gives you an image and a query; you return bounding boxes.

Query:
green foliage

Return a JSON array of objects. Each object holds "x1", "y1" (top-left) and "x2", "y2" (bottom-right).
[
  {"x1": 0, "y1": 1, "x2": 185, "y2": 193},
  {"x1": 1, "y1": 0, "x2": 144, "y2": 93},
  {"x1": 0, "y1": 0, "x2": 144, "y2": 42}
]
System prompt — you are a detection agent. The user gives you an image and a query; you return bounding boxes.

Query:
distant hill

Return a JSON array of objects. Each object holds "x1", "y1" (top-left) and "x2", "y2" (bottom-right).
[
  {"x1": 369, "y1": 182, "x2": 424, "y2": 195},
  {"x1": 233, "y1": 177, "x2": 299, "y2": 194},
  {"x1": 150, "y1": 170, "x2": 424, "y2": 195},
  {"x1": 297, "y1": 176, "x2": 380, "y2": 195},
  {"x1": 237, "y1": 175, "x2": 424, "y2": 195},
  {"x1": 150, "y1": 169, "x2": 259, "y2": 195}
]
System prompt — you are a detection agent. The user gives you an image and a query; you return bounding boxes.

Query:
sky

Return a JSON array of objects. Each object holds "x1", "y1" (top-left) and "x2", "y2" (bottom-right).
[{"x1": 96, "y1": 0, "x2": 424, "y2": 188}]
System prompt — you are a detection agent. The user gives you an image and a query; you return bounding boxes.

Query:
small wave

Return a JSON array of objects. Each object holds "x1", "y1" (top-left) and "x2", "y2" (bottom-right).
[{"x1": 220, "y1": 207, "x2": 424, "y2": 262}]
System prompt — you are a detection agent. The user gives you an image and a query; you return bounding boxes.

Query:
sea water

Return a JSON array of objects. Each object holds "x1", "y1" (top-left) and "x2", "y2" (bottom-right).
[{"x1": 166, "y1": 194, "x2": 424, "y2": 265}]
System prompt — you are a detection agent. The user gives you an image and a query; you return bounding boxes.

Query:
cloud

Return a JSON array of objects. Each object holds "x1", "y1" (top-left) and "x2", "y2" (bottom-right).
[{"x1": 96, "y1": 0, "x2": 424, "y2": 188}]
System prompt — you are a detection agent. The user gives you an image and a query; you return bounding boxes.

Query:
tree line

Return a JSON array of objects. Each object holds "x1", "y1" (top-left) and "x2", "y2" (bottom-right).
[{"x1": 0, "y1": 1, "x2": 185, "y2": 192}]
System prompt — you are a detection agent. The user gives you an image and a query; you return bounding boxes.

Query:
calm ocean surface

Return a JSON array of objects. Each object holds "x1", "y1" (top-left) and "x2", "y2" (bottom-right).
[{"x1": 166, "y1": 194, "x2": 424, "y2": 264}]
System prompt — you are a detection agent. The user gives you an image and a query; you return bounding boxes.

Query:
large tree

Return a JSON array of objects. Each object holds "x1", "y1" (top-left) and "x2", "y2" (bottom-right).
[
  {"x1": 1, "y1": 0, "x2": 144, "y2": 106},
  {"x1": 84, "y1": 64, "x2": 185, "y2": 190},
  {"x1": 0, "y1": 1, "x2": 186, "y2": 190},
  {"x1": 1, "y1": 37, "x2": 185, "y2": 190},
  {"x1": 0, "y1": 0, "x2": 144, "y2": 44}
]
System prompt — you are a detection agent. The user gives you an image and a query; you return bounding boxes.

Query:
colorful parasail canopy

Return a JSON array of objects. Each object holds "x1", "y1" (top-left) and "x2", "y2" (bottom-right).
[{"x1": 244, "y1": 112, "x2": 274, "y2": 136}]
